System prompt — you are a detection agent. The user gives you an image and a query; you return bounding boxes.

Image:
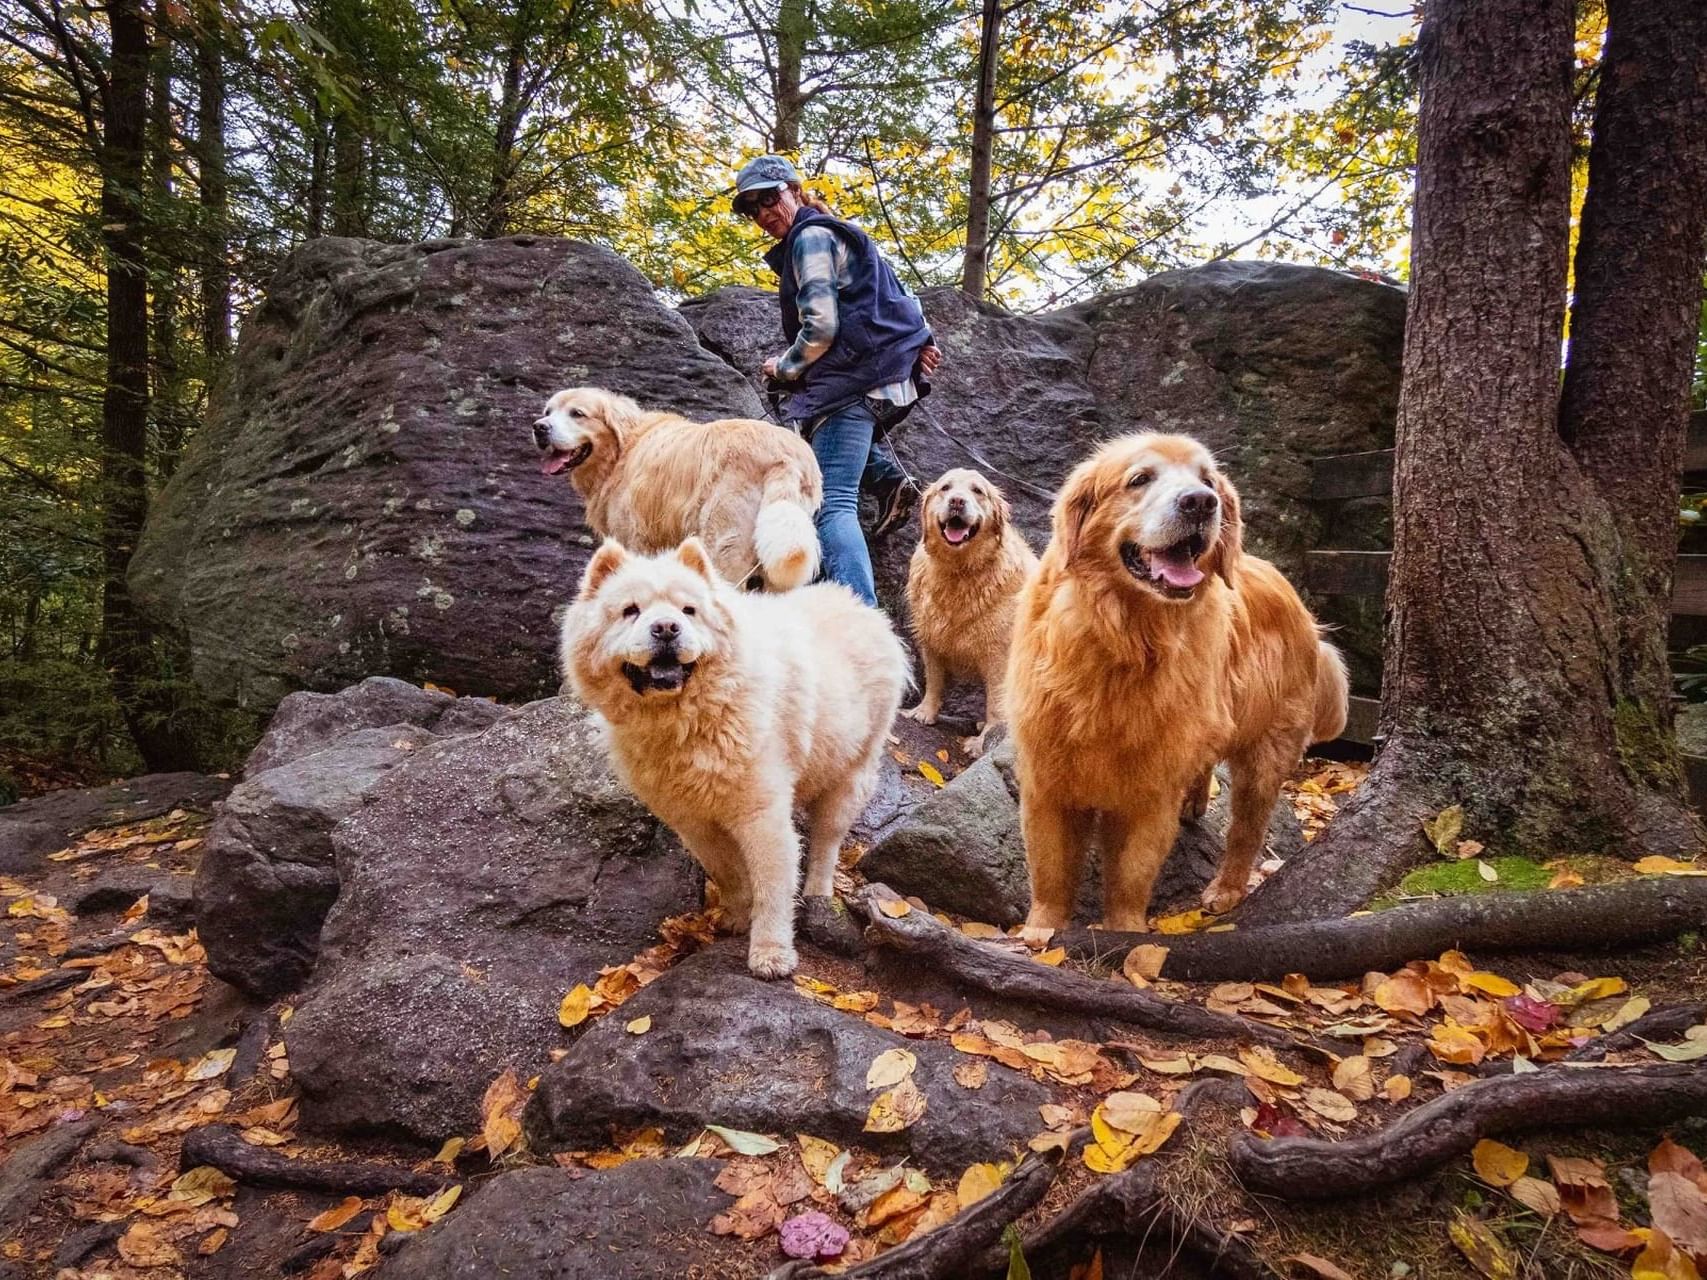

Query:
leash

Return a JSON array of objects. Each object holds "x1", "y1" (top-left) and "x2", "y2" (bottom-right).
[{"x1": 893, "y1": 402, "x2": 1060, "y2": 503}]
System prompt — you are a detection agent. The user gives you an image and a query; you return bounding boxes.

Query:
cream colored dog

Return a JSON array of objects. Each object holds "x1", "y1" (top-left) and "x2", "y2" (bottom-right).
[
  {"x1": 904, "y1": 469, "x2": 1038, "y2": 756},
  {"x1": 560, "y1": 537, "x2": 908, "y2": 978},
  {"x1": 533, "y1": 387, "x2": 822, "y2": 591},
  {"x1": 1008, "y1": 433, "x2": 1348, "y2": 932}
]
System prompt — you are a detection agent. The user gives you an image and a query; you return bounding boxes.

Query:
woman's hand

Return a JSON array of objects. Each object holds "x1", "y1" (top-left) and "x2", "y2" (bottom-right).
[
  {"x1": 919, "y1": 344, "x2": 943, "y2": 376},
  {"x1": 762, "y1": 355, "x2": 781, "y2": 379}
]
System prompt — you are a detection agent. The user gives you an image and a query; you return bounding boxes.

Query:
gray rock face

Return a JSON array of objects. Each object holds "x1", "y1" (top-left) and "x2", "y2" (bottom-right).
[
  {"x1": 286, "y1": 696, "x2": 701, "y2": 1144},
  {"x1": 134, "y1": 241, "x2": 1401, "y2": 723},
  {"x1": 525, "y1": 945, "x2": 1052, "y2": 1175},
  {"x1": 860, "y1": 740, "x2": 1305, "y2": 926},
  {"x1": 0, "y1": 773, "x2": 230, "y2": 874},
  {"x1": 196, "y1": 678, "x2": 508, "y2": 998},
  {"x1": 380, "y1": 1161, "x2": 732, "y2": 1280},
  {"x1": 131, "y1": 237, "x2": 764, "y2": 717},
  {"x1": 244, "y1": 675, "x2": 502, "y2": 775},
  {"x1": 682, "y1": 261, "x2": 1404, "y2": 630}
]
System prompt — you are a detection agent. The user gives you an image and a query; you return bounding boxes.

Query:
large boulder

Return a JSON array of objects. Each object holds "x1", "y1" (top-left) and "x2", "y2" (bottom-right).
[
  {"x1": 130, "y1": 236, "x2": 764, "y2": 718},
  {"x1": 381, "y1": 1160, "x2": 732, "y2": 1280},
  {"x1": 285, "y1": 696, "x2": 701, "y2": 1144},
  {"x1": 525, "y1": 945, "x2": 1052, "y2": 1174},
  {"x1": 682, "y1": 261, "x2": 1404, "y2": 627},
  {"x1": 196, "y1": 678, "x2": 506, "y2": 998},
  {"x1": 859, "y1": 740, "x2": 1305, "y2": 926},
  {"x1": 134, "y1": 240, "x2": 1402, "y2": 724}
]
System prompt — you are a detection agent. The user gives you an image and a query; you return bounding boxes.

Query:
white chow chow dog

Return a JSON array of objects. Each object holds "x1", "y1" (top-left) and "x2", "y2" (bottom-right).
[{"x1": 560, "y1": 537, "x2": 908, "y2": 978}]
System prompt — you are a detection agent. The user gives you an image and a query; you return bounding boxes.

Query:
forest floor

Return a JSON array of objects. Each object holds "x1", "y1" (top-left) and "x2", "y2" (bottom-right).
[{"x1": 1, "y1": 757, "x2": 1705, "y2": 1280}]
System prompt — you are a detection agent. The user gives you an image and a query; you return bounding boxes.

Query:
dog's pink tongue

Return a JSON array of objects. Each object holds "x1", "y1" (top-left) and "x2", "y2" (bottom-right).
[
  {"x1": 539, "y1": 453, "x2": 569, "y2": 476},
  {"x1": 1152, "y1": 548, "x2": 1204, "y2": 589},
  {"x1": 944, "y1": 524, "x2": 971, "y2": 545}
]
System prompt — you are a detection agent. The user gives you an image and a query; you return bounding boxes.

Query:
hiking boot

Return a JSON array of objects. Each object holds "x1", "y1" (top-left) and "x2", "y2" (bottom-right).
[{"x1": 870, "y1": 475, "x2": 921, "y2": 539}]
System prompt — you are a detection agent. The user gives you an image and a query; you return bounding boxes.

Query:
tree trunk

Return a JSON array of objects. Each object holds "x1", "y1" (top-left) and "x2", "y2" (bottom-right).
[
  {"x1": 1558, "y1": 0, "x2": 1707, "y2": 793},
  {"x1": 959, "y1": 0, "x2": 1000, "y2": 299},
  {"x1": 149, "y1": 0, "x2": 191, "y2": 481},
  {"x1": 195, "y1": 0, "x2": 230, "y2": 362},
  {"x1": 479, "y1": 7, "x2": 530, "y2": 240},
  {"x1": 330, "y1": 105, "x2": 365, "y2": 237},
  {"x1": 307, "y1": 96, "x2": 328, "y2": 238},
  {"x1": 771, "y1": 0, "x2": 806, "y2": 153},
  {"x1": 1241, "y1": 0, "x2": 1701, "y2": 927},
  {"x1": 101, "y1": 0, "x2": 199, "y2": 772}
]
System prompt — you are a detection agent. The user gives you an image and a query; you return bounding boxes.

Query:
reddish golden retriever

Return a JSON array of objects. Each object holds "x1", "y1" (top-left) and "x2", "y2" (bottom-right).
[{"x1": 1006, "y1": 433, "x2": 1347, "y2": 931}]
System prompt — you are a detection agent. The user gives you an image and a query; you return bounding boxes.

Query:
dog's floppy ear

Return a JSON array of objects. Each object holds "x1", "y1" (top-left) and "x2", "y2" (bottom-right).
[
  {"x1": 577, "y1": 540, "x2": 629, "y2": 600},
  {"x1": 675, "y1": 536, "x2": 719, "y2": 583},
  {"x1": 989, "y1": 482, "x2": 1013, "y2": 531},
  {"x1": 1205, "y1": 470, "x2": 1244, "y2": 586},
  {"x1": 1053, "y1": 461, "x2": 1100, "y2": 563}
]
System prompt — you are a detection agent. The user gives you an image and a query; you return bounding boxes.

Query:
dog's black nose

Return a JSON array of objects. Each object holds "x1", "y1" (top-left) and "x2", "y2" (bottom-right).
[
  {"x1": 532, "y1": 419, "x2": 550, "y2": 448},
  {"x1": 1177, "y1": 487, "x2": 1218, "y2": 519},
  {"x1": 650, "y1": 619, "x2": 680, "y2": 642}
]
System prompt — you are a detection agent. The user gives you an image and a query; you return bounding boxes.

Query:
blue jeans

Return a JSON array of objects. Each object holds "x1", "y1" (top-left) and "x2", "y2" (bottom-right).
[{"x1": 805, "y1": 400, "x2": 884, "y2": 606}]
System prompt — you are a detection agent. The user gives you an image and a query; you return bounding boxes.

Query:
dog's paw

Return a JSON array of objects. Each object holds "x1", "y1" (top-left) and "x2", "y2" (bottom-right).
[
  {"x1": 746, "y1": 940, "x2": 799, "y2": 980},
  {"x1": 1200, "y1": 878, "x2": 1248, "y2": 915},
  {"x1": 717, "y1": 903, "x2": 752, "y2": 934},
  {"x1": 902, "y1": 704, "x2": 939, "y2": 725}
]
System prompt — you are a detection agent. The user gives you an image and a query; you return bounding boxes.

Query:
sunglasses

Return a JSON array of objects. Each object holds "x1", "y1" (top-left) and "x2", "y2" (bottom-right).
[{"x1": 736, "y1": 188, "x2": 786, "y2": 219}]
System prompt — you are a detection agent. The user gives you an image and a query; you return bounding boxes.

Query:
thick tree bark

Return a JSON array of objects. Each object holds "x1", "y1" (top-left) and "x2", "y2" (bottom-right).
[
  {"x1": 478, "y1": 0, "x2": 533, "y2": 240},
  {"x1": 329, "y1": 105, "x2": 366, "y2": 237},
  {"x1": 194, "y1": 0, "x2": 230, "y2": 362},
  {"x1": 771, "y1": 0, "x2": 807, "y2": 154},
  {"x1": 1558, "y1": 0, "x2": 1707, "y2": 795},
  {"x1": 101, "y1": 0, "x2": 198, "y2": 771},
  {"x1": 1243, "y1": 0, "x2": 1704, "y2": 925},
  {"x1": 149, "y1": 0, "x2": 192, "y2": 481},
  {"x1": 959, "y1": 0, "x2": 1000, "y2": 299}
]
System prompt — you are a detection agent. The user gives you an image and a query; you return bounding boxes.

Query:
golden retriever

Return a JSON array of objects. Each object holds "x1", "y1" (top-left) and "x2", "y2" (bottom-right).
[
  {"x1": 560, "y1": 537, "x2": 908, "y2": 978},
  {"x1": 1007, "y1": 434, "x2": 1347, "y2": 931},
  {"x1": 903, "y1": 468, "x2": 1039, "y2": 755},
  {"x1": 533, "y1": 387, "x2": 822, "y2": 591}
]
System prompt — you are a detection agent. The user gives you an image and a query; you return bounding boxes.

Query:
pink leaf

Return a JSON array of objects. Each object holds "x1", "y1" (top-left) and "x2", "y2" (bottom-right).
[
  {"x1": 779, "y1": 1211, "x2": 849, "y2": 1261},
  {"x1": 1504, "y1": 995, "x2": 1560, "y2": 1033}
]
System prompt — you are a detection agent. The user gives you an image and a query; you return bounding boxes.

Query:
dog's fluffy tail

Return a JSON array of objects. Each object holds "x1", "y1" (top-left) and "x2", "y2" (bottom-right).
[
  {"x1": 1312, "y1": 638, "x2": 1350, "y2": 745},
  {"x1": 753, "y1": 462, "x2": 821, "y2": 591}
]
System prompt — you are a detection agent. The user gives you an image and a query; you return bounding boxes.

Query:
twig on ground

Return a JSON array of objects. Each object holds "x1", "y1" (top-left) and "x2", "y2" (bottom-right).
[
  {"x1": 765, "y1": 1143, "x2": 1063, "y2": 1279},
  {"x1": 1228, "y1": 1060, "x2": 1707, "y2": 1199},
  {"x1": 1063, "y1": 877, "x2": 1707, "y2": 981},
  {"x1": 853, "y1": 884, "x2": 1301, "y2": 1049},
  {"x1": 1566, "y1": 1001, "x2": 1707, "y2": 1061},
  {"x1": 179, "y1": 1124, "x2": 449, "y2": 1196},
  {"x1": 1, "y1": 968, "x2": 85, "y2": 1000}
]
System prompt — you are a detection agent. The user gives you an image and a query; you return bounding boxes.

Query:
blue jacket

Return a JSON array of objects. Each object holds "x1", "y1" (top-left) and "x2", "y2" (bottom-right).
[{"x1": 763, "y1": 207, "x2": 933, "y2": 422}]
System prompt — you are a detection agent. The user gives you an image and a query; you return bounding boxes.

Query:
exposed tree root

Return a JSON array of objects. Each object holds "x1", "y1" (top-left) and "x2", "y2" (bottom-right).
[
  {"x1": 765, "y1": 1144, "x2": 1064, "y2": 1279},
  {"x1": 1228, "y1": 1060, "x2": 1707, "y2": 1200},
  {"x1": 854, "y1": 884, "x2": 1300, "y2": 1048},
  {"x1": 2, "y1": 968, "x2": 86, "y2": 1001},
  {"x1": 179, "y1": 1124, "x2": 449, "y2": 1196},
  {"x1": 1063, "y1": 876, "x2": 1707, "y2": 981},
  {"x1": 1567, "y1": 1001, "x2": 1707, "y2": 1061}
]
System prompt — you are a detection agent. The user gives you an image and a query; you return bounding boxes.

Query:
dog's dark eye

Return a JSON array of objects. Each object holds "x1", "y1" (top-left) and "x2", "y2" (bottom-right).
[
  {"x1": 1128, "y1": 470, "x2": 1153, "y2": 489},
  {"x1": 682, "y1": 605, "x2": 696, "y2": 616},
  {"x1": 972, "y1": 486, "x2": 985, "y2": 497},
  {"x1": 622, "y1": 604, "x2": 639, "y2": 618},
  {"x1": 569, "y1": 407, "x2": 585, "y2": 419}
]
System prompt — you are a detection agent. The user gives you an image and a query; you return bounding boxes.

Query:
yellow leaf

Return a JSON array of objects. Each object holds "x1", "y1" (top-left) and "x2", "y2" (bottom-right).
[
  {"x1": 167, "y1": 1166, "x2": 236, "y2": 1206},
  {"x1": 1427, "y1": 1023, "x2": 1487, "y2": 1065},
  {"x1": 1422, "y1": 804, "x2": 1465, "y2": 857},
  {"x1": 308, "y1": 1195, "x2": 366, "y2": 1232},
  {"x1": 1083, "y1": 1139, "x2": 1138, "y2": 1173},
  {"x1": 960, "y1": 921, "x2": 1002, "y2": 939},
  {"x1": 625, "y1": 1015, "x2": 652, "y2": 1035},
  {"x1": 421, "y1": 1185, "x2": 461, "y2": 1224},
  {"x1": 797, "y1": 1134, "x2": 842, "y2": 1183},
  {"x1": 1448, "y1": 1211, "x2": 1518, "y2": 1280},
  {"x1": 430, "y1": 1137, "x2": 464, "y2": 1166},
  {"x1": 1633, "y1": 1229, "x2": 1703, "y2": 1280},
  {"x1": 955, "y1": 1161, "x2": 1008, "y2": 1210},
  {"x1": 481, "y1": 1067, "x2": 528, "y2": 1162},
  {"x1": 558, "y1": 984, "x2": 593, "y2": 1028},
  {"x1": 1033, "y1": 947, "x2": 1066, "y2": 966},
  {"x1": 1548, "y1": 864, "x2": 1586, "y2": 889},
  {"x1": 1603, "y1": 996, "x2": 1651, "y2": 1033},
  {"x1": 1152, "y1": 909, "x2": 1211, "y2": 935},
  {"x1": 865, "y1": 1048, "x2": 917, "y2": 1090},
  {"x1": 1384, "y1": 1074, "x2": 1413, "y2": 1102},
  {"x1": 388, "y1": 1194, "x2": 432, "y2": 1232},
  {"x1": 877, "y1": 898, "x2": 913, "y2": 918},
  {"x1": 186, "y1": 1048, "x2": 237, "y2": 1081},
  {"x1": 865, "y1": 1077, "x2": 927, "y2": 1133},
  {"x1": 1302, "y1": 1088, "x2": 1357, "y2": 1124},
  {"x1": 1100, "y1": 1091, "x2": 1163, "y2": 1133},
  {"x1": 1635, "y1": 856, "x2": 1707, "y2": 877},
  {"x1": 1239, "y1": 1047, "x2": 1305, "y2": 1086},
  {"x1": 1373, "y1": 972, "x2": 1434, "y2": 1016},
  {"x1": 918, "y1": 761, "x2": 946, "y2": 787},
  {"x1": 1508, "y1": 1176, "x2": 1561, "y2": 1217},
  {"x1": 1472, "y1": 1140, "x2": 1530, "y2": 1187},
  {"x1": 1122, "y1": 944, "x2": 1169, "y2": 984},
  {"x1": 1331, "y1": 1056, "x2": 1375, "y2": 1101},
  {"x1": 1461, "y1": 972, "x2": 1521, "y2": 998},
  {"x1": 1563, "y1": 976, "x2": 1627, "y2": 1006}
]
